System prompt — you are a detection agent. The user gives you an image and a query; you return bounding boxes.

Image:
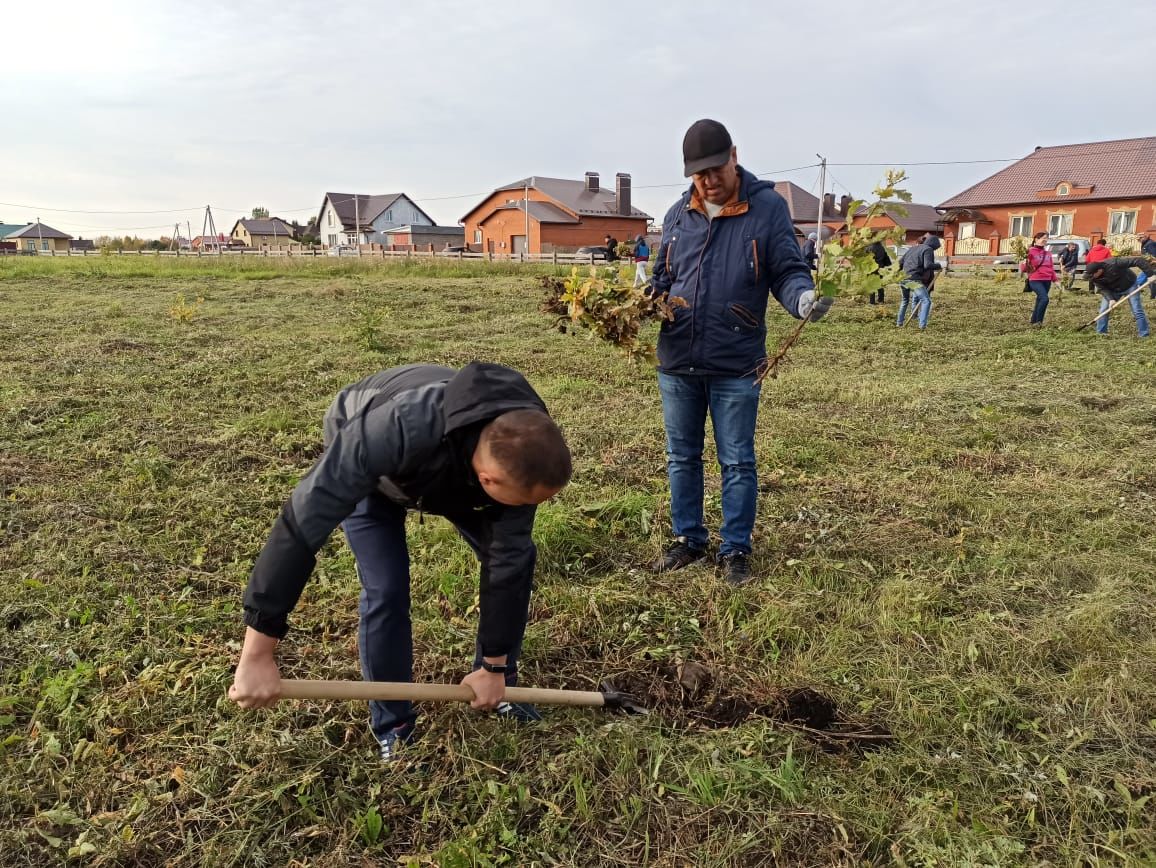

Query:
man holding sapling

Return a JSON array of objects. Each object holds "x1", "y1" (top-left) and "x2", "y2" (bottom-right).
[
  {"x1": 229, "y1": 362, "x2": 572, "y2": 760},
  {"x1": 646, "y1": 118, "x2": 831, "y2": 586}
]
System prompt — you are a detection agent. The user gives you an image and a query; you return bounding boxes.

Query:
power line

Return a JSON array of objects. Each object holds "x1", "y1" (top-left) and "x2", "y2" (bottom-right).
[{"x1": 0, "y1": 202, "x2": 203, "y2": 215}]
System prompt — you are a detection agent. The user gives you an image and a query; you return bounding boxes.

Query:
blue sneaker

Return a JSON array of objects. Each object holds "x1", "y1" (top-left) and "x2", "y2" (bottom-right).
[
  {"x1": 495, "y1": 701, "x2": 543, "y2": 723},
  {"x1": 377, "y1": 722, "x2": 416, "y2": 762}
]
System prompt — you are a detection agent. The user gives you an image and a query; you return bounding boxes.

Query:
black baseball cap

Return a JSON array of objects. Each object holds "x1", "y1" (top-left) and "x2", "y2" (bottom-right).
[{"x1": 682, "y1": 119, "x2": 733, "y2": 177}]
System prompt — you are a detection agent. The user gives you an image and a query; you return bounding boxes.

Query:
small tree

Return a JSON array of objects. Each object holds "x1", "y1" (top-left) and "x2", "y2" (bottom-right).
[{"x1": 251, "y1": 206, "x2": 269, "y2": 219}]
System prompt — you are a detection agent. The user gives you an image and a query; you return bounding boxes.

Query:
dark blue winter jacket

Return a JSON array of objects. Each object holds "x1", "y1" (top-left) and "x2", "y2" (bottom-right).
[{"x1": 650, "y1": 167, "x2": 813, "y2": 376}]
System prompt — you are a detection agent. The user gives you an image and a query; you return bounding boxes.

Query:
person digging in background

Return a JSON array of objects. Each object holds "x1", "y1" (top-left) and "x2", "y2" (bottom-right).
[
  {"x1": 896, "y1": 235, "x2": 941, "y2": 329},
  {"x1": 647, "y1": 118, "x2": 830, "y2": 586},
  {"x1": 229, "y1": 362, "x2": 572, "y2": 761},
  {"x1": 1058, "y1": 241, "x2": 1080, "y2": 292},
  {"x1": 1142, "y1": 232, "x2": 1156, "y2": 298},
  {"x1": 604, "y1": 234, "x2": 619, "y2": 262},
  {"x1": 1022, "y1": 231, "x2": 1055, "y2": 327},
  {"x1": 1085, "y1": 257, "x2": 1155, "y2": 338}
]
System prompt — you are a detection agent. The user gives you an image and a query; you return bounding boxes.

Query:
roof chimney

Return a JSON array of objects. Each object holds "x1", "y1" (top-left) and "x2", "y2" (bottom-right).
[
  {"x1": 838, "y1": 194, "x2": 852, "y2": 217},
  {"x1": 823, "y1": 193, "x2": 835, "y2": 218},
  {"x1": 585, "y1": 172, "x2": 599, "y2": 194},
  {"x1": 615, "y1": 173, "x2": 631, "y2": 216}
]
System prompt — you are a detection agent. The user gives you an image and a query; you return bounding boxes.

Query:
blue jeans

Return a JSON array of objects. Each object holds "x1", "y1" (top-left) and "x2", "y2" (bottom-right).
[
  {"x1": 1096, "y1": 281, "x2": 1150, "y2": 337},
  {"x1": 1029, "y1": 280, "x2": 1051, "y2": 324},
  {"x1": 343, "y1": 495, "x2": 525, "y2": 740},
  {"x1": 896, "y1": 280, "x2": 932, "y2": 328},
  {"x1": 657, "y1": 371, "x2": 762, "y2": 557}
]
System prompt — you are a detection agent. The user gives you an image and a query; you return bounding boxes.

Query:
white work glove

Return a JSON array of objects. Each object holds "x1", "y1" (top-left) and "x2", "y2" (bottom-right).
[{"x1": 797, "y1": 290, "x2": 834, "y2": 322}]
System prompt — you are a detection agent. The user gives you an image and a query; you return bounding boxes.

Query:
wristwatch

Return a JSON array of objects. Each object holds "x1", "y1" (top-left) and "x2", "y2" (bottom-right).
[{"x1": 480, "y1": 660, "x2": 509, "y2": 674}]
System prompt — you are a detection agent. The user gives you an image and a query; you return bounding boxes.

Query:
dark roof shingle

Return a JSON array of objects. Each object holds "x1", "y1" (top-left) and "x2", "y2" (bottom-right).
[
  {"x1": 854, "y1": 202, "x2": 943, "y2": 232},
  {"x1": 773, "y1": 182, "x2": 841, "y2": 223},
  {"x1": 939, "y1": 137, "x2": 1156, "y2": 208},
  {"x1": 7, "y1": 222, "x2": 72, "y2": 240},
  {"x1": 487, "y1": 176, "x2": 650, "y2": 220},
  {"x1": 237, "y1": 218, "x2": 294, "y2": 235}
]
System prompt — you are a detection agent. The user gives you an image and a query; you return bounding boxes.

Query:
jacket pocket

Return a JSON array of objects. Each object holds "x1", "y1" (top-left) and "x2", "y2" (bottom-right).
[{"x1": 725, "y1": 302, "x2": 761, "y2": 334}]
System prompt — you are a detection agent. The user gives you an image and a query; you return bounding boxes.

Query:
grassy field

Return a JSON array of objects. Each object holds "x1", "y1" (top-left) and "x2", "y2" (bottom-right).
[{"x1": 1, "y1": 256, "x2": 1154, "y2": 867}]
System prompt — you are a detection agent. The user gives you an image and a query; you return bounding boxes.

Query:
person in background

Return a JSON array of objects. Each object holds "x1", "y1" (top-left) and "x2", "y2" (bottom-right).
[
  {"x1": 1141, "y1": 233, "x2": 1156, "y2": 298},
  {"x1": 1085, "y1": 256, "x2": 1154, "y2": 338},
  {"x1": 896, "y1": 236, "x2": 941, "y2": 329},
  {"x1": 1058, "y1": 241, "x2": 1080, "y2": 292},
  {"x1": 1022, "y1": 231, "x2": 1055, "y2": 326},
  {"x1": 604, "y1": 234, "x2": 619, "y2": 262},
  {"x1": 802, "y1": 232, "x2": 818, "y2": 272},
  {"x1": 632, "y1": 234, "x2": 650, "y2": 287},
  {"x1": 1086, "y1": 238, "x2": 1112, "y2": 264},
  {"x1": 866, "y1": 240, "x2": 891, "y2": 304}
]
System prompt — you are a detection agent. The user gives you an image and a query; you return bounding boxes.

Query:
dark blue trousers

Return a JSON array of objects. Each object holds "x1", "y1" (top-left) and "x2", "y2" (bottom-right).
[{"x1": 342, "y1": 494, "x2": 525, "y2": 740}]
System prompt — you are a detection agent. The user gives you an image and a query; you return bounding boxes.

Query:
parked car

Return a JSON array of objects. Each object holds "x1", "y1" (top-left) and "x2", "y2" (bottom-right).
[
  {"x1": 326, "y1": 245, "x2": 357, "y2": 257},
  {"x1": 574, "y1": 245, "x2": 611, "y2": 260},
  {"x1": 437, "y1": 244, "x2": 470, "y2": 256},
  {"x1": 993, "y1": 238, "x2": 1090, "y2": 272}
]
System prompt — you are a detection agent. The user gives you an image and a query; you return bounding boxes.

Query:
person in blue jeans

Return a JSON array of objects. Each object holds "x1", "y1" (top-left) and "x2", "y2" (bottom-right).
[
  {"x1": 1022, "y1": 231, "x2": 1055, "y2": 326},
  {"x1": 229, "y1": 363, "x2": 572, "y2": 760},
  {"x1": 896, "y1": 236, "x2": 941, "y2": 329},
  {"x1": 648, "y1": 119, "x2": 831, "y2": 586},
  {"x1": 1086, "y1": 257, "x2": 1155, "y2": 338}
]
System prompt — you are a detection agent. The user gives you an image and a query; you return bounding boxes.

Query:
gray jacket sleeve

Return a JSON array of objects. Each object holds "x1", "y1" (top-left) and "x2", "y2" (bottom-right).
[{"x1": 242, "y1": 400, "x2": 419, "y2": 638}]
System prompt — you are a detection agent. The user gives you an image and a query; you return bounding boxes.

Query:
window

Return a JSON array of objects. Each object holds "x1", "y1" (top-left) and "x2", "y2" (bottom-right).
[
  {"x1": 25, "y1": 240, "x2": 35, "y2": 251},
  {"x1": 41, "y1": 239, "x2": 50, "y2": 251},
  {"x1": 385, "y1": 210, "x2": 393, "y2": 221},
  {"x1": 1109, "y1": 210, "x2": 1137, "y2": 235},
  {"x1": 959, "y1": 222, "x2": 976, "y2": 239},
  {"x1": 1057, "y1": 183, "x2": 1070, "y2": 196},
  {"x1": 1048, "y1": 213, "x2": 1073, "y2": 236},
  {"x1": 327, "y1": 210, "x2": 333, "y2": 226},
  {"x1": 1010, "y1": 215, "x2": 1033, "y2": 237},
  {"x1": 328, "y1": 233, "x2": 337, "y2": 247},
  {"x1": 473, "y1": 229, "x2": 483, "y2": 243}
]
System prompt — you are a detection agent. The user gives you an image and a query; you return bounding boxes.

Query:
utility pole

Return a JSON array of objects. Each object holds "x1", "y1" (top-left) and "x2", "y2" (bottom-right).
[
  {"x1": 354, "y1": 194, "x2": 361, "y2": 256},
  {"x1": 814, "y1": 155, "x2": 827, "y2": 284},
  {"x1": 524, "y1": 179, "x2": 530, "y2": 259},
  {"x1": 169, "y1": 223, "x2": 180, "y2": 252},
  {"x1": 36, "y1": 215, "x2": 43, "y2": 254}
]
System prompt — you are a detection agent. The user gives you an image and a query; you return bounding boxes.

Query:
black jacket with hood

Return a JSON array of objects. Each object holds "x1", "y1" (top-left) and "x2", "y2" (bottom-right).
[
  {"x1": 1086, "y1": 256, "x2": 1156, "y2": 298},
  {"x1": 242, "y1": 362, "x2": 549, "y2": 657}
]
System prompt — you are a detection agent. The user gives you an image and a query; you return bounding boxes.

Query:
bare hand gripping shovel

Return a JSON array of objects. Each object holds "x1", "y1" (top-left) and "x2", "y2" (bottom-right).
[{"x1": 279, "y1": 678, "x2": 648, "y2": 715}]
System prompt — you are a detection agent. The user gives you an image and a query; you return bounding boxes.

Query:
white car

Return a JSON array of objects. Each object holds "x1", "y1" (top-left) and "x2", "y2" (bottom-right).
[{"x1": 326, "y1": 245, "x2": 357, "y2": 257}]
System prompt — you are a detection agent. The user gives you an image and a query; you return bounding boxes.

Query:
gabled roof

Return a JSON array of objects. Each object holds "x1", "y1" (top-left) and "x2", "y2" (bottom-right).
[
  {"x1": 939, "y1": 137, "x2": 1156, "y2": 208},
  {"x1": 464, "y1": 176, "x2": 651, "y2": 223},
  {"x1": 485, "y1": 201, "x2": 580, "y2": 225},
  {"x1": 854, "y1": 202, "x2": 943, "y2": 232},
  {"x1": 773, "y1": 181, "x2": 841, "y2": 223},
  {"x1": 319, "y1": 193, "x2": 436, "y2": 231},
  {"x1": 6, "y1": 222, "x2": 72, "y2": 240},
  {"x1": 234, "y1": 217, "x2": 294, "y2": 236}
]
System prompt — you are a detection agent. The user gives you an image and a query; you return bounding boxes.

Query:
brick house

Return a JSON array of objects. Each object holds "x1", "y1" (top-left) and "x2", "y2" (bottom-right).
[
  {"x1": 849, "y1": 202, "x2": 943, "y2": 245},
  {"x1": 461, "y1": 173, "x2": 650, "y2": 255},
  {"x1": 381, "y1": 224, "x2": 465, "y2": 251},
  {"x1": 230, "y1": 217, "x2": 297, "y2": 248},
  {"x1": 938, "y1": 136, "x2": 1156, "y2": 257},
  {"x1": 772, "y1": 182, "x2": 850, "y2": 240},
  {"x1": 6, "y1": 221, "x2": 72, "y2": 253},
  {"x1": 316, "y1": 193, "x2": 435, "y2": 248}
]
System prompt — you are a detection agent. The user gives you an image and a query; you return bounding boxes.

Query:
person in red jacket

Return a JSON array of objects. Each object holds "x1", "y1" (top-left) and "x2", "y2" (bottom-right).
[
  {"x1": 1021, "y1": 231, "x2": 1055, "y2": 326},
  {"x1": 1086, "y1": 238, "x2": 1112, "y2": 264}
]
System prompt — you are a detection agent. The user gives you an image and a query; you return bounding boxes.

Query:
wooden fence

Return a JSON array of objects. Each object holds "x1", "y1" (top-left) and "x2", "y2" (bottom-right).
[{"x1": 3, "y1": 247, "x2": 624, "y2": 265}]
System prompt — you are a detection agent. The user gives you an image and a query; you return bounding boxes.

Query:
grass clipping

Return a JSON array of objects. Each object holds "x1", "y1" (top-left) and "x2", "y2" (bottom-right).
[{"x1": 541, "y1": 266, "x2": 685, "y2": 364}]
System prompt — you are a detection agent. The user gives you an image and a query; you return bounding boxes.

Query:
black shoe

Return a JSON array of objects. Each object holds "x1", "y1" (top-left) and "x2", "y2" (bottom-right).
[
  {"x1": 378, "y1": 722, "x2": 416, "y2": 762},
  {"x1": 495, "y1": 701, "x2": 542, "y2": 722},
  {"x1": 648, "y1": 538, "x2": 707, "y2": 572},
  {"x1": 717, "y1": 552, "x2": 752, "y2": 586}
]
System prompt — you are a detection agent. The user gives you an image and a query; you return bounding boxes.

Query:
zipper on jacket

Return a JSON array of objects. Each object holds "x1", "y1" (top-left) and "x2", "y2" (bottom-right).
[{"x1": 689, "y1": 216, "x2": 716, "y2": 367}]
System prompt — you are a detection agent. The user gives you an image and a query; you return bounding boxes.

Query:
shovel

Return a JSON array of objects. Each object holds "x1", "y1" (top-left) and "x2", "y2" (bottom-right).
[{"x1": 279, "y1": 678, "x2": 648, "y2": 715}]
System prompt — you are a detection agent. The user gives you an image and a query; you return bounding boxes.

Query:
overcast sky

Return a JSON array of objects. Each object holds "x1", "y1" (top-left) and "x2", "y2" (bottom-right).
[{"x1": 1, "y1": 0, "x2": 1148, "y2": 238}]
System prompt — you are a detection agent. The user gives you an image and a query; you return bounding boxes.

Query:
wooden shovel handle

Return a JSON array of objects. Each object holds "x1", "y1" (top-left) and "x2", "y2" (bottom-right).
[{"x1": 279, "y1": 679, "x2": 606, "y2": 707}]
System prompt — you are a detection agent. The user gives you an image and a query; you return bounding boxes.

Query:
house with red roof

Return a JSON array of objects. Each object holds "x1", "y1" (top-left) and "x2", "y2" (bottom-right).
[{"x1": 938, "y1": 137, "x2": 1156, "y2": 256}]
